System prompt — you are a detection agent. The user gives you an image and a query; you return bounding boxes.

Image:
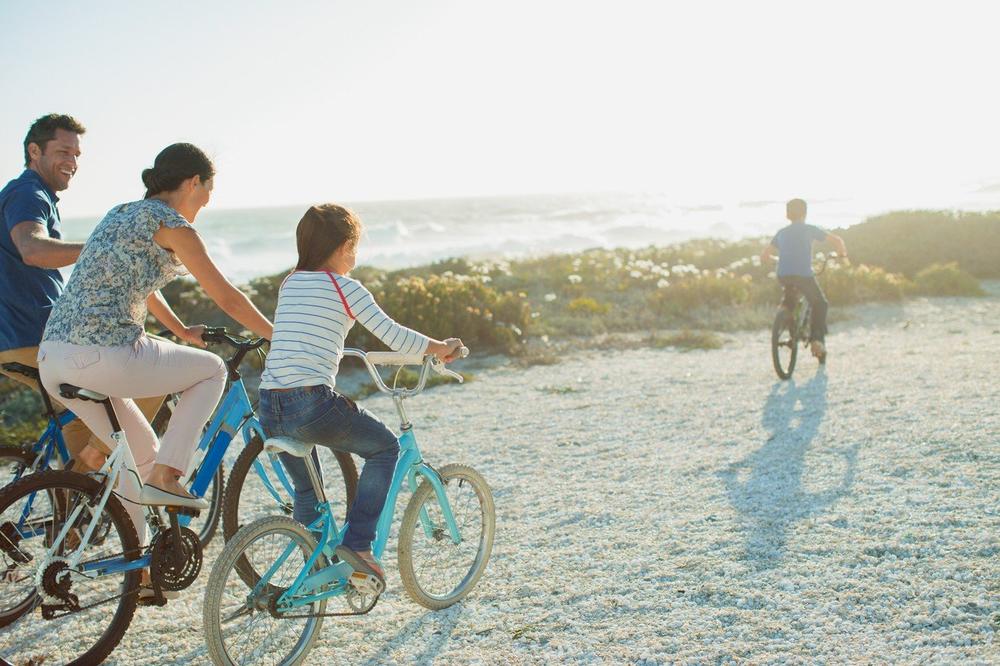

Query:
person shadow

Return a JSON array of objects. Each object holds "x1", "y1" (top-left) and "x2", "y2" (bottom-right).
[{"x1": 719, "y1": 369, "x2": 857, "y2": 569}]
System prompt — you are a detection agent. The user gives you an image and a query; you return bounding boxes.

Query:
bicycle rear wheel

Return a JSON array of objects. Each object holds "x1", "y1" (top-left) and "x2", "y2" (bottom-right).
[
  {"x1": 0, "y1": 470, "x2": 141, "y2": 666},
  {"x1": 771, "y1": 309, "x2": 798, "y2": 380},
  {"x1": 397, "y1": 464, "x2": 495, "y2": 610},
  {"x1": 222, "y1": 432, "x2": 357, "y2": 584},
  {"x1": 204, "y1": 516, "x2": 327, "y2": 666}
]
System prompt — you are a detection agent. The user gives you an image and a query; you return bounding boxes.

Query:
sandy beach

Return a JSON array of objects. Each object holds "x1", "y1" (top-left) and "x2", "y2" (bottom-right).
[{"x1": 4, "y1": 287, "x2": 999, "y2": 664}]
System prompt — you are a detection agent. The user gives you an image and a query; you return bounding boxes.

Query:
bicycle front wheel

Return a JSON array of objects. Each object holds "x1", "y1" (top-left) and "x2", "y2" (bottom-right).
[
  {"x1": 0, "y1": 470, "x2": 141, "y2": 666},
  {"x1": 397, "y1": 464, "x2": 495, "y2": 610},
  {"x1": 204, "y1": 516, "x2": 327, "y2": 666},
  {"x1": 771, "y1": 309, "x2": 798, "y2": 380}
]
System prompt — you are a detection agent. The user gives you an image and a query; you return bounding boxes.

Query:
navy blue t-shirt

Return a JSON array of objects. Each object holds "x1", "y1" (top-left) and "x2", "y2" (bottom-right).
[
  {"x1": 771, "y1": 223, "x2": 828, "y2": 277},
  {"x1": 0, "y1": 170, "x2": 66, "y2": 351}
]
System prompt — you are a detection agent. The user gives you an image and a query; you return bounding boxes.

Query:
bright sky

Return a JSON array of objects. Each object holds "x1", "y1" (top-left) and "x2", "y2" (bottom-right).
[{"x1": 2, "y1": 0, "x2": 999, "y2": 218}]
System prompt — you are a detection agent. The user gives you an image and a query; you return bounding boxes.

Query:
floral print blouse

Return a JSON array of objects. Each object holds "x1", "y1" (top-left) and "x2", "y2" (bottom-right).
[{"x1": 42, "y1": 199, "x2": 191, "y2": 346}]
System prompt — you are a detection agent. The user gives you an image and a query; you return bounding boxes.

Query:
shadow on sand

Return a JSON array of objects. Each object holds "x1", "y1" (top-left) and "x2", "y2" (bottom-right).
[{"x1": 719, "y1": 369, "x2": 857, "y2": 568}]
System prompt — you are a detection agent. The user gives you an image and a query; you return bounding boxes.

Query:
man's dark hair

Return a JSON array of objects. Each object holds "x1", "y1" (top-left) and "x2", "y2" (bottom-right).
[
  {"x1": 786, "y1": 198, "x2": 807, "y2": 222},
  {"x1": 23, "y1": 114, "x2": 86, "y2": 167}
]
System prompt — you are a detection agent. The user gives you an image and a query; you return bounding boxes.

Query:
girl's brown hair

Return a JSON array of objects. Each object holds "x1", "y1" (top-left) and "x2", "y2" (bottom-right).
[{"x1": 295, "y1": 203, "x2": 363, "y2": 271}]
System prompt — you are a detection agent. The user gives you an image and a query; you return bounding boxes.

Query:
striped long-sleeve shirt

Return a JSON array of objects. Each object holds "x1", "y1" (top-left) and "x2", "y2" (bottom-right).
[{"x1": 259, "y1": 271, "x2": 430, "y2": 390}]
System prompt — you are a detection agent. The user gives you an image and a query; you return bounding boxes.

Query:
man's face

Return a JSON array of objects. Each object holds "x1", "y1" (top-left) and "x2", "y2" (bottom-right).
[{"x1": 30, "y1": 129, "x2": 81, "y2": 192}]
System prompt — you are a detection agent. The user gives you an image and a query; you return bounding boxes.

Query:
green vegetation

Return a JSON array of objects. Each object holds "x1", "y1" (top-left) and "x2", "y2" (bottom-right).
[{"x1": 2, "y1": 209, "x2": 996, "y2": 447}]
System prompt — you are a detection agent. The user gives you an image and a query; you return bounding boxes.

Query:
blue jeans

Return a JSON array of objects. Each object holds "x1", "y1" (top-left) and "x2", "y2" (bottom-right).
[{"x1": 259, "y1": 385, "x2": 400, "y2": 552}]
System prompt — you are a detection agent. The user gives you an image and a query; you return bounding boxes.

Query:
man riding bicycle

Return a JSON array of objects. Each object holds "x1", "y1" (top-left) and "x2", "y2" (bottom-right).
[
  {"x1": 761, "y1": 198, "x2": 847, "y2": 359},
  {"x1": 0, "y1": 114, "x2": 164, "y2": 472}
]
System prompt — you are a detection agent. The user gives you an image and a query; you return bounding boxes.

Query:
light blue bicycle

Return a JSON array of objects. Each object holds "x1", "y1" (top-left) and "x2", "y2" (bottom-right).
[{"x1": 202, "y1": 348, "x2": 495, "y2": 666}]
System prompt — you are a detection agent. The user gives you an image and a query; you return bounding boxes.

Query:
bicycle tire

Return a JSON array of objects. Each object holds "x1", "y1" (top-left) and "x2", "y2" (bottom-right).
[
  {"x1": 771, "y1": 309, "x2": 797, "y2": 380},
  {"x1": 221, "y1": 432, "x2": 358, "y2": 585},
  {"x1": 203, "y1": 516, "x2": 326, "y2": 666},
  {"x1": 0, "y1": 470, "x2": 140, "y2": 666},
  {"x1": 397, "y1": 463, "x2": 495, "y2": 610}
]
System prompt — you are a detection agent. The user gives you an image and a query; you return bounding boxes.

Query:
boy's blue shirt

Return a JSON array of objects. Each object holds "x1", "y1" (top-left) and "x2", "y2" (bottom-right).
[{"x1": 771, "y1": 223, "x2": 827, "y2": 277}]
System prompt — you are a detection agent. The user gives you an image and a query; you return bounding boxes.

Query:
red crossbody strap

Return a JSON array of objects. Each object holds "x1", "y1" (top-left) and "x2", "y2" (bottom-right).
[{"x1": 325, "y1": 271, "x2": 356, "y2": 319}]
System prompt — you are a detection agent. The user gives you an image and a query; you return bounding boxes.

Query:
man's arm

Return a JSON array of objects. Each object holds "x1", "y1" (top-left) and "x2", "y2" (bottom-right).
[
  {"x1": 10, "y1": 221, "x2": 83, "y2": 268},
  {"x1": 825, "y1": 233, "x2": 847, "y2": 258}
]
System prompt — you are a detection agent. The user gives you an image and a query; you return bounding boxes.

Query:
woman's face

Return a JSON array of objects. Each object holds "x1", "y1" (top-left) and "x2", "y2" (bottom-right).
[{"x1": 193, "y1": 176, "x2": 213, "y2": 211}]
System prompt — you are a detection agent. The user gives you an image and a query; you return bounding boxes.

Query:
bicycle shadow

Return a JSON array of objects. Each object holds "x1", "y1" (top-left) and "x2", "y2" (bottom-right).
[
  {"x1": 359, "y1": 604, "x2": 466, "y2": 665},
  {"x1": 719, "y1": 369, "x2": 857, "y2": 569}
]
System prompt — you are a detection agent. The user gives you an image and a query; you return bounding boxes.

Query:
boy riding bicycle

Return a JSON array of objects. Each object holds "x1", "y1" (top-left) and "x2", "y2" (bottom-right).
[{"x1": 761, "y1": 198, "x2": 847, "y2": 359}]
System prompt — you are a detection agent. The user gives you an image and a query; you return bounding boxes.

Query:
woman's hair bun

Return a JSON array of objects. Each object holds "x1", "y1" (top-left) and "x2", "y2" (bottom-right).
[{"x1": 141, "y1": 168, "x2": 161, "y2": 192}]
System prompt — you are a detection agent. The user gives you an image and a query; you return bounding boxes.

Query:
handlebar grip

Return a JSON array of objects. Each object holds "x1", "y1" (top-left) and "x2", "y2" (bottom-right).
[{"x1": 457, "y1": 346, "x2": 470, "y2": 359}]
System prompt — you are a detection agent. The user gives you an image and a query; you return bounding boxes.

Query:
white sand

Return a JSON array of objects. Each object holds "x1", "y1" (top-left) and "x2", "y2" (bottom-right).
[{"x1": 4, "y1": 287, "x2": 999, "y2": 664}]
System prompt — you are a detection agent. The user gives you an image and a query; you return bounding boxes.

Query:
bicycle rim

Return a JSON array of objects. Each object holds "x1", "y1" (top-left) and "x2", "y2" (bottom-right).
[
  {"x1": 397, "y1": 464, "x2": 495, "y2": 610},
  {"x1": 0, "y1": 470, "x2": 141, "y2": 666},
  {"x1": 204, "y1": 516, "x2": 326, "y2": 666}
]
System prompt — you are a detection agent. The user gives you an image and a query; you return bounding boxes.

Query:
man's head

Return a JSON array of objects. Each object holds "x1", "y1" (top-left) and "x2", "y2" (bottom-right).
[
  {"x1": 24, "y1": 114, "x2": 86, "y2": 192},
  {"x1": 786, "y1": 198, "x2": 807, "y2": 223}
]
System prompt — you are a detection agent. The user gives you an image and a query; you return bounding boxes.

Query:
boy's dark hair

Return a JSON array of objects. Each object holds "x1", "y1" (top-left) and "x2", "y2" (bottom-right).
[
  {"x1": 295, "y1": 204, "x2": 363, "y2": 271},
  {"x1": 141, "y1": 143, "x2": 216, "y2": 199},
  {"x1": 786, "y1": 198, "x2": 807, "y2": 222},
  {"x1": 23, "y1": 114, "x2": 87, "y2": 167}
]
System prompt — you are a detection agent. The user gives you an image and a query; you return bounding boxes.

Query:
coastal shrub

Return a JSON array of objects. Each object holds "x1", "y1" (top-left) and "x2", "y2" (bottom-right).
[
  {"x1": 819, "y1": 264, "x2": 908, "y2": 305},
  {"x1": 649, "y1": 274, "x2": 752, "y2": 313},
  {"x1": 911, "y1": 262, "x2": 985, "y2": 297},
  {"x1": 0, "y1": 379, "x2": 46, "y2": 447},
  {"x1": 837, "y1": 211, "x2": 1000, "y2": 278},
  {"x1": 567, "y1": 297, "x2": 610, "y2": 315},
  {"x1": 360, "y1": 273, "x2": 531, "y2": 353}
]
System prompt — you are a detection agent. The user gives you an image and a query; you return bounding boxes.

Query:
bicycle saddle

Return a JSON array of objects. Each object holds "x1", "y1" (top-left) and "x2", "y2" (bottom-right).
[
  {"x1": 264, "y1": 437, "x2": 315, "y2": 458},
  {"x1": 58, "y1": 383, "x2": 109, "y2": 403}
]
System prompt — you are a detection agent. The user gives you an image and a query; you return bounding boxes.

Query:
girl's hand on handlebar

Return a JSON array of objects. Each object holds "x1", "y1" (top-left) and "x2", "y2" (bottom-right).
[
  {"x1": 442, "y1": 338, "x2": 465, "y2": 362},
  {"x1": 178, "y1": 324, "x2": 208, "y2": 348}
]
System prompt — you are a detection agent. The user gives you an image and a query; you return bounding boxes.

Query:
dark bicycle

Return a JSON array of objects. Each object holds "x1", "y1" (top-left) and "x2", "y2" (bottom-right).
[{"x1": 770, "y1": 255, "x2": 833, "y2": 379}]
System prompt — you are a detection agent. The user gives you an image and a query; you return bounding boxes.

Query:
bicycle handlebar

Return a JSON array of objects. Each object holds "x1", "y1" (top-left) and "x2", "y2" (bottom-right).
[
  {"x1": 343, "y1": 346, "x2": 469, "y2": 398},
  {"x1": 200, "y1": 326, "x2": 268, "y2": 352}
]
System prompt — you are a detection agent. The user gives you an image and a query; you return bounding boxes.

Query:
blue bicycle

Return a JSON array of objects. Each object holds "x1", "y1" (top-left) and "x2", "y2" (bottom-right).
[
  {"x1": 0, "y1": 328, "x2": 357, "y2": 666},
  {"x1": 202, "y1": 348, "x2": 495, "y2": 666}
]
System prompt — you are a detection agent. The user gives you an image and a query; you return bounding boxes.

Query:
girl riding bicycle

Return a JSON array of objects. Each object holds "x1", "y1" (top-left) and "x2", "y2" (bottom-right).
[{"x1": 258, "y1": 203, "x2": 463, "y2": 585}]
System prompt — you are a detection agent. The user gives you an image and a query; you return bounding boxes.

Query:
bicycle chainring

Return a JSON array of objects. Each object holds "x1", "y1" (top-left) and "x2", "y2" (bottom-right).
[{"x1": 150, "y1": 526, "x2": 202, "y2": 591}]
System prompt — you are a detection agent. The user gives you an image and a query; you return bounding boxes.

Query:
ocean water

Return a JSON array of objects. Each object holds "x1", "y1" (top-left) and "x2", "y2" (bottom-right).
[{"x1": 60, "y1": 190, "x2": 1000, "y2": 284}]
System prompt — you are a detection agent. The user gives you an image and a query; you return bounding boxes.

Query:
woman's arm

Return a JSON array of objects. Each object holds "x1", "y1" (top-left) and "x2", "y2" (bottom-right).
[
  {"x1": 154, "y1": 226, "x2": 274, "y2": 340},
  {"x1": 145, "y1": 290, "x2": 207, "y2": 347}
]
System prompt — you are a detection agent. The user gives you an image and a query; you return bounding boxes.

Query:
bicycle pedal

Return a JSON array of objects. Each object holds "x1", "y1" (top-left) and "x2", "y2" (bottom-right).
[{"x1": 348, "y1": 572, "x2": 385, "y2": 597}]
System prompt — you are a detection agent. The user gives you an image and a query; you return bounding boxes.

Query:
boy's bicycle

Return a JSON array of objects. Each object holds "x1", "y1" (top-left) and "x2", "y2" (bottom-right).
[
  {"x1": 770, "y1": 255, "x2": 831, "y2": 380},
  {"x1": 0, "y1": 328, "x2": 357, "y2": 666},
  {"x1": 202, "y1": 348, "x2": 495, "y2": 666}
]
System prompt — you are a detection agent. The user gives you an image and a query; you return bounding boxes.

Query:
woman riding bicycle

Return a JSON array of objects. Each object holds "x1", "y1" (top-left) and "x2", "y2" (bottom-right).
[
  {"x1": 258, "y1": 203, "x2": 462, "y2": 585},
  {"x1": 37, "y1": 143, "x2": 274, "y2": 557},
  {"x1": 761, "y1": 198, "x2": 847, "y2": 359}
]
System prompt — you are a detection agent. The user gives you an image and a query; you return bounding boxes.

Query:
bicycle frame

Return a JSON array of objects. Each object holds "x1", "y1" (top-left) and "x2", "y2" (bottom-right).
[
  {"x1": 254, "y1": 354, "x2": 466, "y2": 612},
  {"x1": 15, "y1": 411, "x2": 73, "y2": 481},
  {"x1": 11, "y1": 374, "x2": 269, "y2": 578}
]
